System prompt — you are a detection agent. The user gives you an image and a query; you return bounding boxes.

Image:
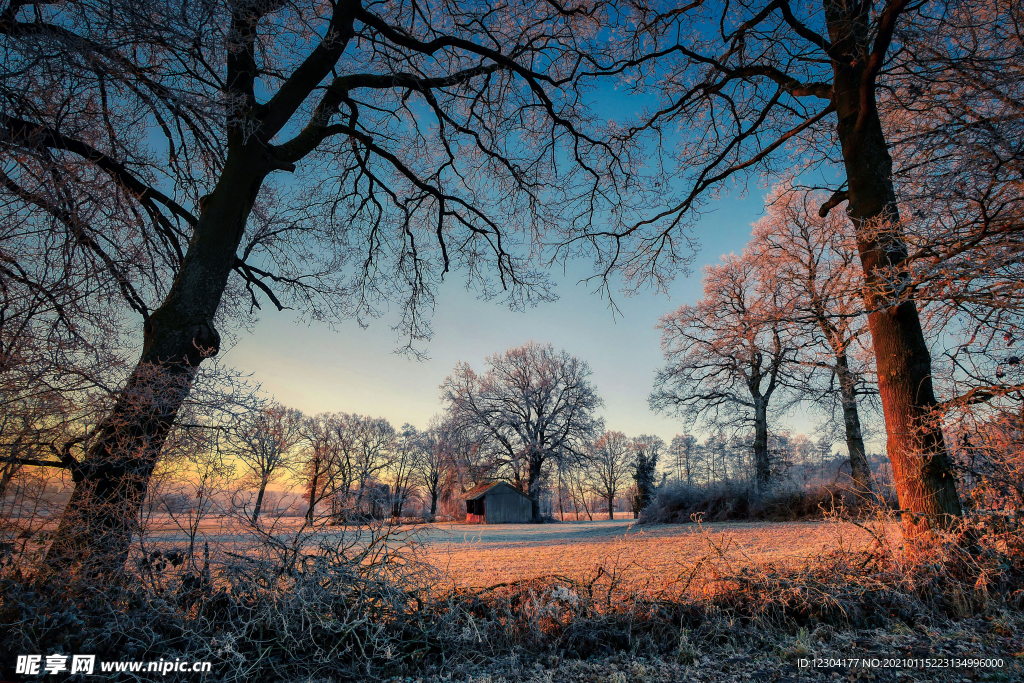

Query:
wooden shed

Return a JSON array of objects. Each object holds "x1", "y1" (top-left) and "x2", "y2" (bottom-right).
[{"x1": 462, "y1": 481, "x2": 533, "y2": 524}]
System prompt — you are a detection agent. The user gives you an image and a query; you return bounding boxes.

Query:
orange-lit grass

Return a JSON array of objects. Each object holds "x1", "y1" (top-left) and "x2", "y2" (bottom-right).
[{"x1": 413, "y1": 520, "x2": 884, "y2": 594}]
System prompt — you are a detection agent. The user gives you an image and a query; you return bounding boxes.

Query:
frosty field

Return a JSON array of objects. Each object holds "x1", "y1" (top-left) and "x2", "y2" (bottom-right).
[
  {"x1": 135, "y1": 515, "x2": 882, "y2": 593},
  {"x1": 409, "y1": 519, "x2": 880, "y2": 591}
]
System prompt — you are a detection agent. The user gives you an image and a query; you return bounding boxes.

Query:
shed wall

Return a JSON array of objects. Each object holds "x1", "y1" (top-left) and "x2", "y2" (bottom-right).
[{"x1": 484, "y1": 490, "x2": 532, "y2": 524}]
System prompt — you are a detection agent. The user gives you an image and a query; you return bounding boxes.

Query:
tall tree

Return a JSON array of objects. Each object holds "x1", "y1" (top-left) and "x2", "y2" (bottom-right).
[
  {"x1": 298, "y1": 413, "x2": 342, "y2": 524},
  {"x1": 1, "y1": 0, "x2": 640, "y2": 574},
  {"x1": 604, "y1": 0, "x2": 972, "y2": 535},
  {"x1": 415, "y1": 415, "x2": 458, "y2": 521},
  {"x1": 652, "y1": 253, "x2": 795, "y2": 493},
  {"x1": 750, "y1": 185, "x2": 876, "y2": 492},
  {"x1": 389, "y1": 424, "x2": 422, "y2": 518},
  {"x1": 441, "y1": 341, "x2": 604, "y2": 521},
  {"x1": 331, "y1": 413, "x2": 394, "y2": 516}
]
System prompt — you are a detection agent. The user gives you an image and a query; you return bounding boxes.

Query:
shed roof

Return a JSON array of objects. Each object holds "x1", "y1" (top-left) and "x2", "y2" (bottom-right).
[{"x1": 461, "y1": 481, "x2": 531, "y2": 501}]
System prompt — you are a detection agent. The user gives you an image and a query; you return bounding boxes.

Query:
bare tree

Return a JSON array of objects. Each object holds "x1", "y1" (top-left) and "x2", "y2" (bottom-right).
[
  {"x1": 298, "y1": 413, "x2": 340, "y2": 524},
  {"x1": 345, "y1": 415, "x2": 395, "y2": 518},
  {"x1": 611, "y1": 0, "x2": 974, "y2": 535},
  {"x1": 749, "y1": 185, "x2": 877, "y2": 492},
  {"x1": 0, "y1": 0, "x2": 647, "y2": 573},
  {"x1": 558, "y1": 457, "x2": 594, "y2": 521},
  {"x1": 388, "y1": 424, "x2": 421, "y2": 518},
  {"x1": 414, "y1": 415, "x2": 457, "y2": 521},
  {"x1": 652, "y1": 253, "x2": 796, "y2": 493},
  {"x1": 441, "y1": 341, "x2": 604, "y2": 521},
  {"x1": 228, "y1": 404, "x2": 304, "y2": 523},
  {"x1": 669, "y1": 433, "x2": 700, "y2": 488},
  {"x1": 302, "y1": 412, "x2": 395, "y2": 520},
  {"x1": 588, "y1": 431, "x2": 632, "y2": 520}
]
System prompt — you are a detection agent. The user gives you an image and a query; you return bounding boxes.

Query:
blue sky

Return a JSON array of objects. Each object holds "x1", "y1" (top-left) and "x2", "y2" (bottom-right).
[
  {"x1": 222, "y1": 188, "x2": 823, "y2": 445},
  {"x1": 220, "y1": 59, "x2": 835, "y2": 447}
]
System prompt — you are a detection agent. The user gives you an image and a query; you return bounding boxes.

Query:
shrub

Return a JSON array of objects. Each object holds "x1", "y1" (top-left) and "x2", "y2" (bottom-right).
[{"x1": 641, "y1": 481, "x2": 896, "y2": 524}]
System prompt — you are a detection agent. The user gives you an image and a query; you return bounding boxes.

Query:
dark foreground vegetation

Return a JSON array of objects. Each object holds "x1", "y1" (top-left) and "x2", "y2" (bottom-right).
[{"x1": 2, "y1": 511, "x2": 1021, "y2": 682}]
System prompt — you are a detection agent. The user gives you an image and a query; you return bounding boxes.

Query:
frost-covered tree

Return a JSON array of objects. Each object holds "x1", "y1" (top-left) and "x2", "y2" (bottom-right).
[
  {"x1": 750, "y1": 185, "x2": 876, "y2": 492},
  {"x1": 442, "y1": 342, "x2": 603, "y2": 521},
  {"x1": 652, "y1": 253, "x2": 796, "y2": 493},
  {"x1": 588, "y1": 431, "x2": 632, "y2": 520}
]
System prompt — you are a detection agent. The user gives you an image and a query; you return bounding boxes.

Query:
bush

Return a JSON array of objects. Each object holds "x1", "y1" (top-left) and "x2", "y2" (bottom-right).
[{"x1": 641, "y1": 481, "x2": 896, "y2": 524}]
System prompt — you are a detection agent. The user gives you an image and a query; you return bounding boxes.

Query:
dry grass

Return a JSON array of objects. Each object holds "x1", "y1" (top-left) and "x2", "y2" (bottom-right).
[
  {"x1": 2, "y1": 510, "x2": 1022, "y2": 682},
  {"x1": 130, "y1": 516, "x2": 887, "y2": 593},
  {"x1": 413, "y1": 519, "x2": 883, "y2": 592}
]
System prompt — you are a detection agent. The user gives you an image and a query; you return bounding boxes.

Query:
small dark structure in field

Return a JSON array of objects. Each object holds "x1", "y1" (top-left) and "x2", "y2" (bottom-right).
[{"x1": 462, "y1": 481, "x2": 532, "y2": 523}]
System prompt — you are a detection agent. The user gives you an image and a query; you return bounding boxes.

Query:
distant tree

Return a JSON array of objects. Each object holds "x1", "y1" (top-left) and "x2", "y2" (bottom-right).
[
  {"x1": 557, "y1": 457, "x2": 594, "y2": 521},
  {"x1": 228, "y1": 404, "x2": 304, "y2": 523},
  {"x1": 389, "y1": 424, "x2": 422, "y2": 518},
  {"x1": 442, "y1": 341, "x2": 604, "y2": 521},
  {"x1": 631, "y1": 435, "x2": 662, "y2": 518},
  {"x1": 414, "y1": 435, "x2": 443, "y2": 521},
  {"x1": 414, "y1": 415, "x2": 460, "y2": 521},
  {"x1": 339, "y1": 414, "x2": 395, "y2": 517},
  {"x1": 298, "y1": 413, "x2": 339, "y2": 524},
  {"x1": 651, "y1": 253, "x2": 796, "y2": 493},
  {"x1": 669, "y1": 433, "x2": 699, "y2": 488},
  {"x1": 750, "y1": 185, "x2": 876, "y2": 492},
  {"x1": 588, "y1": 431, "x2": 633, "y2": 520}
]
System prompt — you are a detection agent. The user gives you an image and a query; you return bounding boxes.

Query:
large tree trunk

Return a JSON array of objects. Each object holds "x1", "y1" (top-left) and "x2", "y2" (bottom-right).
[
  {"x1": 836, "y1": 354, "x2": 872, "y2": 493},
  {"x1": 528, "y1": 456, "x2": 542, "y2": 521},
  {"x1": 306, "y1": 468, "x2": 321, "y2": 523},
  {"x1": 252, "y1": 474, "x2": 270, "y2": 522},
  {"x1": 45, "y1": 146, "x2": 268, "y2": 576},
  {"x1": 607, "y1": 496, "x2": 614, "y2": 520},
  {"x1": 752, "y1": 399, "x2": 771, "y2": 493},
  {"x1": 827, "y1": 8, "x2": 963, "y2": 536}
]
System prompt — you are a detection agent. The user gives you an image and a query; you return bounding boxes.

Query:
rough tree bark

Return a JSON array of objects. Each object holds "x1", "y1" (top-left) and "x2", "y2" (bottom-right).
[
  {"x1": 45, "y1": 148, "x2": 269, "y2": 573},
  {"x1": 752, "y1": 398, "x2": 771, "y2": 493},
  {"x1": 305, "y1": 469, "x2": 320, "y2": 523},
  {"x1": 528, "y1": 455, "x2": 543, "y2": 522},
  {"x1": 825, "y1": 0, "x2": 962, "y2": 534},
  {"x1": 836, "y1": 354, "x2": 873, "y2": 492},
  {"x1": 252, "y1": 473, "x2": 271, "y2": 522}
]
